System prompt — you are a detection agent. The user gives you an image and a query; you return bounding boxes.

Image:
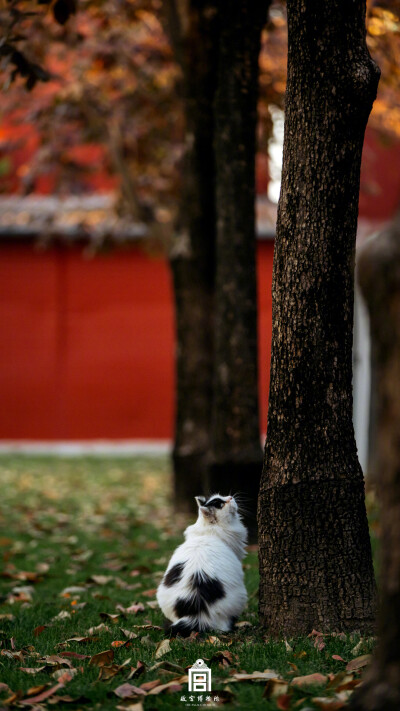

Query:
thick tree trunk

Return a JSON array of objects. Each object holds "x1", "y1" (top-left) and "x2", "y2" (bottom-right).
[
  {"x1": 165, "y1": 2, "x2": 218, "y2": 512},
  {"x1": 208, "y1": 0, "x2": 267, "y2": 536},
  {"x1": 258, "y1": 0, "x2": 379, "y2": 635},
  {"x1": 351, "y1": 216, "x2": 400, "y2": 711}
]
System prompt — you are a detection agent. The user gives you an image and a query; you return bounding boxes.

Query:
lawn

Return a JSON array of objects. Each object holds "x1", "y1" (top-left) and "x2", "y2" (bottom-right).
[{"x1": 0, "y1": 456, "x2": 377, "y2": 710}]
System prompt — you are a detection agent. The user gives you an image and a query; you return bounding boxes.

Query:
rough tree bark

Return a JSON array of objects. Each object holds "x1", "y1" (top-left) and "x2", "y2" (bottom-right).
[
  {"x1": 164, "y1": 1, "x2": 267, "y2": 524},
  {"x1": 208, "y1": 0, "x2": 268, "y2": 536},
  {"x1": 351, "y1": 216, "x2": 400, "y2": 711},
  {"x1": 258, "y1": 0, "x2": 380, "y2": 635},
  {"x1": 164, "y1": 2, "x2": 218, "y2": 511}
]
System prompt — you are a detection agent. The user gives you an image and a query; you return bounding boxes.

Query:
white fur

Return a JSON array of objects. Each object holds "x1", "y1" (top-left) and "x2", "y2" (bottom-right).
[{"x1": 157, "y1": 494, "x2": 248, "y2": 633}]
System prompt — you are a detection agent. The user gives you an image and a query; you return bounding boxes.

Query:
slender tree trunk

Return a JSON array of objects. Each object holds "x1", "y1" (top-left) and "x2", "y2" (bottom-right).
[
  {"x1": 164, "y1": 2, "x2": 218, "y2": 512},
  {"x1": 351, "y1": 215, "x2": 400, "y2": 711},
  {"x1": 258, "y1": 0, "x2": 379, "y2": 635},
  {"x1": 208, "y1": 0, "x2": 268, "y2": 536}
]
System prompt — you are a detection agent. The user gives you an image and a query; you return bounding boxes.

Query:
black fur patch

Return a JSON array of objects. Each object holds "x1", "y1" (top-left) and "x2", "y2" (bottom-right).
[
  {"x1": 204, "y1": 497, "x2": 225, "y2": 509},
  {"x1": 163, "y1": 562, "x2": 185, "y2": 587},
  {"x1": 169, "y1": 619, "x2": 199, "y2": 638},
  {"x1": 191, "y1": 572, "x2": 226, "y2": 604},
  {"x1": 174, "y1": 594, "x2": 207, "y2": 617},
  {"x1": 230, "y1": 616, "x2": 238, "y2": 630}
]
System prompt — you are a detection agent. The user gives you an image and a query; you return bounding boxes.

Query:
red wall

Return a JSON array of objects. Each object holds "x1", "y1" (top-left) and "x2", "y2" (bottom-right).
[{"x1": 0, "y1": 242, "x2": 274, "y2": 441}]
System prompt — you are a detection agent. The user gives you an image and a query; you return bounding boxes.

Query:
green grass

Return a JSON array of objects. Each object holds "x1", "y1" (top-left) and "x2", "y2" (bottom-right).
[{"x1": 0, "y1": 456, "x2": 377, "y2": 710}]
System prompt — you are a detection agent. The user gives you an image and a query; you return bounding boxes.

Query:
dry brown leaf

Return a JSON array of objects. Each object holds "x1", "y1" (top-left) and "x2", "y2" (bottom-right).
[
  {"x1": 276, "y1": 694, "x2": 291, "y2": 710},
  {"x1": 100, "y1": 612, "x2": 120, "y2": 623},
  {"x1": 62, "y1": 635, "x2": 97, "y2": 644},
  {"x1": 52, "y1": 669, "x2": 78, "y2": 681},
  {"x1": 116, "y1": 703, "x2": 144, "y2": 711},
  {"x1": 127, "y1": 661, "x2": 146, "y2": 679},
  {"x1": 332, "y1": 655, "x2": 346, "y2": 662},
  {"x1": 291, "y1": 673, "x2": 328, "y2": 688},
  {"x1": 114, "y1": 683, "x2": 147, "y2": 698},
  {"x1": 33, "y1": 625, "x2": 48, "y2": 637},
  {"x1": 263, "y1": 679, "x2": 289, "y2": 698},
  {"x1": 89, "y1": 649, "x2": 114, "y2": 667},
  {"x1": 139, "y1": 679, "x2": 161, "y2": 691},
  {"x1": 87, "y1": 623, "x2": 111, "y2": 634},
  {"x1": 19, "y1": 682, "x2": 66, "y2": 705},
  {"x1": 345, "y1": 654, "x2": 372, "y2": 672},
  {"x1": 99, "y1": 663, "x2": 122, "y2": 681},
  {"x1": 26, "y1": 685, "x2": 47, "y2": 697},
  {"x1": 89, "y1": 575, "x2": 114, "y2": 585},
  {"x1": 120, "y1": 628, "x2": 138, "y2": 640},
  {"x1": 117, "y1": 603, "x2": 145, "y2": 615},
  {"x1": 155, "y1": 639, "x2": 171, "y2": 659},
  {"x1": 147, "y1": 679, "x2": 183, "y2": 695},
  {"x1": 59, "y1": 651, "x2": 89, "y2": 660},
  {"x1": 20, "y1": 666, "x2": 47, "y2": 674},
  {"x1": 312, "y1": 697, "x2": 346, "y2": 710},
  {"x1": 229, "y1": 671, "x2": 279, "y2": 683}
]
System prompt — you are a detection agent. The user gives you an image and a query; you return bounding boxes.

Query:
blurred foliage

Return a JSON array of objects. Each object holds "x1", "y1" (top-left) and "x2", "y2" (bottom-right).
[{"x1": 0, "y1": 0, "x2": 399, "y2": 220}]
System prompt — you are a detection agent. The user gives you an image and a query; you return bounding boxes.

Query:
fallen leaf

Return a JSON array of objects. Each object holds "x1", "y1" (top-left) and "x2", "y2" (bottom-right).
[
  {"x1": 112, "y1": 640, "x2": 130, "y2": 648},
  {"x1": 89, "y1": 649, "x2": 114, "y2": 667},
  {"x1": 142, "y1": 588, "x2": 157, "y2": 597},
  {"x1": 117, "y1": 603, "x2": 145, "y2": 615},
  {"x1": 147, "y1": 679, "x2": 183, "y2": 695},
  {"x1": 52, "y1": 669, "x2": 77, "y2": 681},
  {"x1": 210, "y1": 650, "x2": 234, "y2": 668},
  {"x1": 234, "y1": 620, "x2": 253, "y2": 629},
  {"x1": 276, "y1": 694, "x2": 291, "y2": 710},
  {"x1": 59, "y1": 651, "x2": 89, "y2": 660},
  {"x1": 132, "y1": 624, "x2": 162, "y2": 630},
  {"x1": 87, "y1": 623, "x2": 111, "y2": 634},
  {"x1": 351, "y1": 639, "x2": 364, "y2": 656},
  {"x1": 19, "y1": 683, "x2": 66, "y2": 705},
  {"x1": 206, "y1": 636, "x2": 221, "y2": 645},
  {"x1": 312, "y1": 697, "x2": 346, "y2": 710},
  {"x1": 120, "y1": 628, "x2": 138, "y2": 640},
  {"x1": 284, "y1": 639, "x2": 293, "y2": 652},
  {"x1": 116, "y1": 703, "x2": 144, "y2": 711},
  {"x1": 40, "y1": 655, "x2": 73, "y2": 668},
  {"x1": 63, "y1": 636, "x2": 97, "y2": 644},
  {"x1": 53, "y1": 610, "x2": 71, "y2": 620},
  {"x1": 128, "y1": 661, "x2": 146, "y2": 679},
  {"x1": 229, "y1": 671, "x2": 279, "y2": 682},
  {"x1": 114, "y1": 683, "x2": 147, "y2": 698},
  {"x1": 155, "y1": 639, "x2": 171, "y2": 659},
  {"x1": 99, "y1": 663, "x2": 122, "y2": 681},
  {"x1": 26, "y1": 685, "x2": 47, "y2": 696},
  {"x1": 60, "y1": 586, "x2": 87, "y2": 596},
  {"x1": 332, "y1": 655, "x2": 346, "y2": 662},
  {"x1": 34, "y1": 625, "x2": 48, "y2": 637},
  {"x1": 0, "y1": 614, "x2": 15, "y2": 621},
  {"x1": 291, "y1": 673, "x2": 328, "y2": 688},
  {"x1": 89, "y1": 575, "x2": 114, "y2": 585},
  {"x1": 100, "y1": 612, "x2": 120, "y2": 623},
  {"x1": 20, "y1": 667, "x2": 47, "y2": 674},
  {"x1": 263, "y1": 679, "x2": 289, "y2": 698},
  {"x1": 346, "y1": 654, "x2": 372, "y2": 672},
  {"x1": 140, "y1": 679, "x2": 161, "y2": 691}
]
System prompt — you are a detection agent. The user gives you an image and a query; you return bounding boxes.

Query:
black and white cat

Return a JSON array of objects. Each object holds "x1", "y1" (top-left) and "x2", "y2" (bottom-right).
[{"x1": 157, "y1": 494, "x2": 248, "y2": 637}]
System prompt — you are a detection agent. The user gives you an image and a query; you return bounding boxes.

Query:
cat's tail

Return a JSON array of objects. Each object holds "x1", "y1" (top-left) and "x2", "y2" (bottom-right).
[{"x1": 164, "y1": 616, "x2": 199, "y2": 638}]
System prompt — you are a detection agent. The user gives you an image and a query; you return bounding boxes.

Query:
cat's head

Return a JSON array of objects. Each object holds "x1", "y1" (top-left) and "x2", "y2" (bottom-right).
[{"x1": 194, "y1": 494, "x2": 240, "y2": 527}]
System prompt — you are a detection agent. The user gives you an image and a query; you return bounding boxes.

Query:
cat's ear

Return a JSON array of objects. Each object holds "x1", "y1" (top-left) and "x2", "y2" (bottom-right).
[
  {"x1": 199, "y1": 505, "x2": 213, "y2": 519},
  {"x1": 195, "y1": 496, "x2": 206, "y2": 508}
]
